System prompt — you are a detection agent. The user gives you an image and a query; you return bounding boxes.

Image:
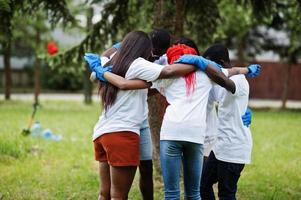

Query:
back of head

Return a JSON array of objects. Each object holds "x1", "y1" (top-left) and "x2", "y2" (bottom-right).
[
  {"x1": 166, "y1": 44, "x2": 198, "y2": 64},
  {"x1": 111, "y1": 30, "x2": 152, "y2": 76},
  {"x1": 101, "y1": 30, "x2": 152, "y2": 110},
  {"x1": 149, "y1": 28, "x2": 171, "y2": 56},
  {"x1": 203, "y1": 43, "x2": 230, "y2": 67},
  {"x1": 166, "y1": 44, "x2": 198, "y2": 96},
  {"x1": 174, "y1": 37, "x2": 200, "y2": 55}
]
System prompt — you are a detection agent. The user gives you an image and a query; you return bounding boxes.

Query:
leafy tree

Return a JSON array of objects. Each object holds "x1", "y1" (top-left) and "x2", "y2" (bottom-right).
[
  {"x1": 214, "y1": 0, "x2": 301, "y2": 108},
  {"x1": 256, "y1": 0, "x2": 301, "y2": 108},
  {"x1": 40, "y1": 0, "x2": 301, "y2": 171},
  {"x1": 0, "y1": 0, "x2": 76, "y2": 100}
]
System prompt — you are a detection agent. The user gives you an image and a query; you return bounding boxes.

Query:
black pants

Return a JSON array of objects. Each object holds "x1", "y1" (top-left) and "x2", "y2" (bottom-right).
[{"x1": 201, "y1": 151, "x2": 245, "y2": 200}]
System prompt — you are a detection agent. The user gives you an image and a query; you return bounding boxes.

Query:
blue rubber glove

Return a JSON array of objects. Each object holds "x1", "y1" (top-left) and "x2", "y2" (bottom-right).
[
  {"x1": 84, "y1": 53, "x2": 112, "y2": 82},
  {"x1": 112, "y1": 42, "x2": 122, "y2": 49},
  {"x1": 175, "y1": 55, "x2": 222, "y2": 71},
  {"x1": 93, "y1": 65, "x2": 113, "y2": 82},
  {"x1": 84, "y1": 53, "x2": 101, "y2": 71},
  {"x1": 242, "y1": 107, "x2": 252, "y2": 127},
  {"x1": 246, "y1": 64, "x2": 261, "y2": 78}
]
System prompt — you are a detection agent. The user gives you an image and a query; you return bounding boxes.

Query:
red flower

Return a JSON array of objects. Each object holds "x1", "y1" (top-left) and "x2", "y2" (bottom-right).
[{"x1": 47, "y1": 42, "x2": 58, "y2": 55}]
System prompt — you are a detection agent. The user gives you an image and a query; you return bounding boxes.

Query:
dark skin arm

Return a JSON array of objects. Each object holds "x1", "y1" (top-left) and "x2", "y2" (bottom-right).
[
  {"x1": 103, "y1": 63, "x2": 196, "y2": 90},
  {"x1": 104, "y1": 63, "x2": 236, "y2": 93},
  {"x1": 205, "y1": 64, "x2": 236, "y2": 93},
  {"x1": 227, "y1": 67, "x2": 249, "y2": 77},
  {"x1": 158, "y1": 63, "x2": 195, "y2": 78}
]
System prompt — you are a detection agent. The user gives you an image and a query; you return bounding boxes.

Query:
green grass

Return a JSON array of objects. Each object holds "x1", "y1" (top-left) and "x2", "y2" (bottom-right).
[{"x1": 0, "y1": 101, "x2": 300, "y2": 199}]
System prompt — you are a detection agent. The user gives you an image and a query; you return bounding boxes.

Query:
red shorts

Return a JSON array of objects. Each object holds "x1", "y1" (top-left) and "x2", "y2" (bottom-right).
[{"x1": 93, "y1": 131, "x2": 140, "y2": 166}]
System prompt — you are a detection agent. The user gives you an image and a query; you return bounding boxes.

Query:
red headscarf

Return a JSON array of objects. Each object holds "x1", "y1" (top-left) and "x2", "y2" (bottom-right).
[{"x1": 166, "y1": 44, "x2": 198, "y2": 96}]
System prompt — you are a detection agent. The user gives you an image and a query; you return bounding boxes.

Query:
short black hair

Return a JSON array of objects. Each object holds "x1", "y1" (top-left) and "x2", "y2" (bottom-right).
[
  {"x1": 174, "y1": 37, "x2": 200, "y2": 55},
  {"x1": 149, "y1": 29, "x2": 171, "y2": 56},
  {"x1": 203, "y1": 44, "x2": 230, "y2": 65}
]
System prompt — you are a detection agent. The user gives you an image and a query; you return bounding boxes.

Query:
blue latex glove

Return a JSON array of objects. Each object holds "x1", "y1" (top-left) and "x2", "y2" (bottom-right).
[
  {"x1": 175, "y1": 55, "x2": 222, "y2": 71},
  {"x1": 84, "y1": 53, "x2": 101, "y2": 71},
  {"x1": 93, "y1": 65, "x2": 112, "y2": 82},
  {"x1": 84, "y1": 53, "x2": 112, "y2": 82},
  {"x1": 246, "y1": 64, "x2": 261, "y2": 78},
  {"x1": 112, "y1": 42, "x2": 122, "y2": 49},
  {"x1": 242, "y1": 107, "x2": 252, "y2": 127}
]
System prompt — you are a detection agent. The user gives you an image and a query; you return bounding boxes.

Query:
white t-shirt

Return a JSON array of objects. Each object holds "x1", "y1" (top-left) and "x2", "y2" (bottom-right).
[
  {"x1": 154, "y1": 54, "x2": 168, "y2": 65},
  {"x1": 204, "y1": 87, "x2": 219, "y2": 156},
  {"x1": 152, "y1": 71, "x2": 213, "y2": 144},
  {"x1": 93, "y1": 57, "x2": 164, "y2": 141},
  {"x1": 212, "y1": 74, "x2": 252, "y2": 164},
  {"x1": 204, "y1": 69, "x2": 229, "y2": 156}
]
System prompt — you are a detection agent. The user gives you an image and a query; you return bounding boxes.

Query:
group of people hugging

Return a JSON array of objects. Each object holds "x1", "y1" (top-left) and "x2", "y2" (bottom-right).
[{"x1": 84, "y1": 29, "x2": 261, "y2": 200}]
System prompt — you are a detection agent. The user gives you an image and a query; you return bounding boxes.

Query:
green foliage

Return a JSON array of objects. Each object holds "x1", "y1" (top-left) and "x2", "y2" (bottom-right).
[
  {"x1": 0, "y1": 0, "x2": 10, "y2": 12},
  {"x1": 185, "y1": 0, "x2": 221, "y2": 49},
  {"x1": 41, "y1": 65, "x2": 84, "y2": 91},
  {"x1": 47, "y1": 0, "x2": 154, "y2": 72},
  {"x1": 214, "y1": 0, "x2": 253, "y2": 41},
  {"x1": 0, "y1": 0, "x2": 76, "y2": 45},
  {"x1": 266, "y1": 0, "x2": 301, "y2": 63}
]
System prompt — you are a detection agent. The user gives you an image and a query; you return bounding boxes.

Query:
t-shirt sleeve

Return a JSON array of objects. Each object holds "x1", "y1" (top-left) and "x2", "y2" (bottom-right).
[
  {"x1": 230, "y1": 75, "x2": 249, "y2": 96},
  {"x1": 221, "y1": 68, "x2": 229, "y2": 77},
  {"x1": 100, "y1": 56, "x2": 110, "y2": 66},
  {"x1": 126, "y1": 58, "x2": 165, "y2": 82}
]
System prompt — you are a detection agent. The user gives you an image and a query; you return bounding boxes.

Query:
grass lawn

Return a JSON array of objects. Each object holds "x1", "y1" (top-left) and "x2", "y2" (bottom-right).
[{"x1": 0, "y1": 100, "x2": 300, "y2": 199}]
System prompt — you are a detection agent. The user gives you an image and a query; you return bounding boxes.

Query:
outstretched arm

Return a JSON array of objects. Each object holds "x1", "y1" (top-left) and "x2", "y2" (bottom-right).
[
  {"x1": 227, "y1": 67, "x2": 249, "y2": 77},
  {"x1": 103, "y1": 72, "x2": 151, "y2": 90},
  {"x1": 227, "y1": 64, "x2": 261, "y2": 77},
  {"x1": 102, "y1": 63, "x2": 195, "y2": 90},
  {"x1": 158, "y1": 64, "x2": 196, "y2": 79}
]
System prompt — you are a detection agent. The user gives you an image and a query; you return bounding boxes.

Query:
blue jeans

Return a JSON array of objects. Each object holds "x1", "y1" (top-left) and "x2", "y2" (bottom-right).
[
  {"x1": 140, "y1": 119, "x2": 152, "y2": 161},
  {"x1": 160, "y1": 140, "x2": 204, "y2": 200}
]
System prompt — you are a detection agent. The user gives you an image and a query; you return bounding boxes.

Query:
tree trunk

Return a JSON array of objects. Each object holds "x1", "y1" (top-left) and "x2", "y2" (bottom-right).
[
  {"x1": 174, "y1": 0, "x2": 185, "y2": 37},
  {"x1": 147, "y1": 93, "x2": 168, "y2": 174},
  {"x1": 3, "y1": 40, "x2": 12, "y2": 100},
  {"x1": 83, "y1": 7, "x2": 94, "y2": 104},
  {"x1": 153, "y1": 0, "x2": 163, "y2": 27},
  {"x1": 83, "y1": 65, "x2": 93, "y2": 104},
  {"x1": 34, "y1": 29, "x2": 41, "y2": 105},
  {"x1": 281, "y1": 63, "x2": 292, "y2": 109},
  {"x1": 149, "y1": 0, "x2": 186, "y2": 174},
  {"x1": 237, "y1": 34, "x2": 247, "y2": 66}
]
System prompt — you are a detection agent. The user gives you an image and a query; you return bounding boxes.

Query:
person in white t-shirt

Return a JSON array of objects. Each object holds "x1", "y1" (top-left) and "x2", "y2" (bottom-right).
[
  {"x1": 201, "y1": 44, "x2": 254, "y2": 200},
  {"x1": 86, "y1": 30, "x2": 216, "y2": 200},
  {"x1": 93, "y1": 37, "x2": 261, "y2": 200},
  {"x1": 97, "y1": 29, "x2": 171, "y2": 200}
]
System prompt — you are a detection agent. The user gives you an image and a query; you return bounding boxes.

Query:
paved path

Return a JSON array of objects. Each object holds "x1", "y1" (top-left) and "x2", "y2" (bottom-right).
[{"x1": 1, "y1": 93, "x2": 301, "y2": 109}]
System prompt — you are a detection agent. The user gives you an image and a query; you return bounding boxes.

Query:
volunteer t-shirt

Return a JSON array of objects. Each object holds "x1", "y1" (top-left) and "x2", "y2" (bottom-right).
[
  {"x1": 213, "y1": 74, "x2": 252, "y2": 164},
  {"x1": 93, "y1": 57, "x2": 164, "y2": 141},
  {"x1": 152, "y1": 71, "x2": 213, "y2": 144},
  {"x1": 204, "y1": 86, "x2": 219, "y2": 156},
  {"x1": 204, "y1": 69, "x2": 229, "y2": 156}
]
